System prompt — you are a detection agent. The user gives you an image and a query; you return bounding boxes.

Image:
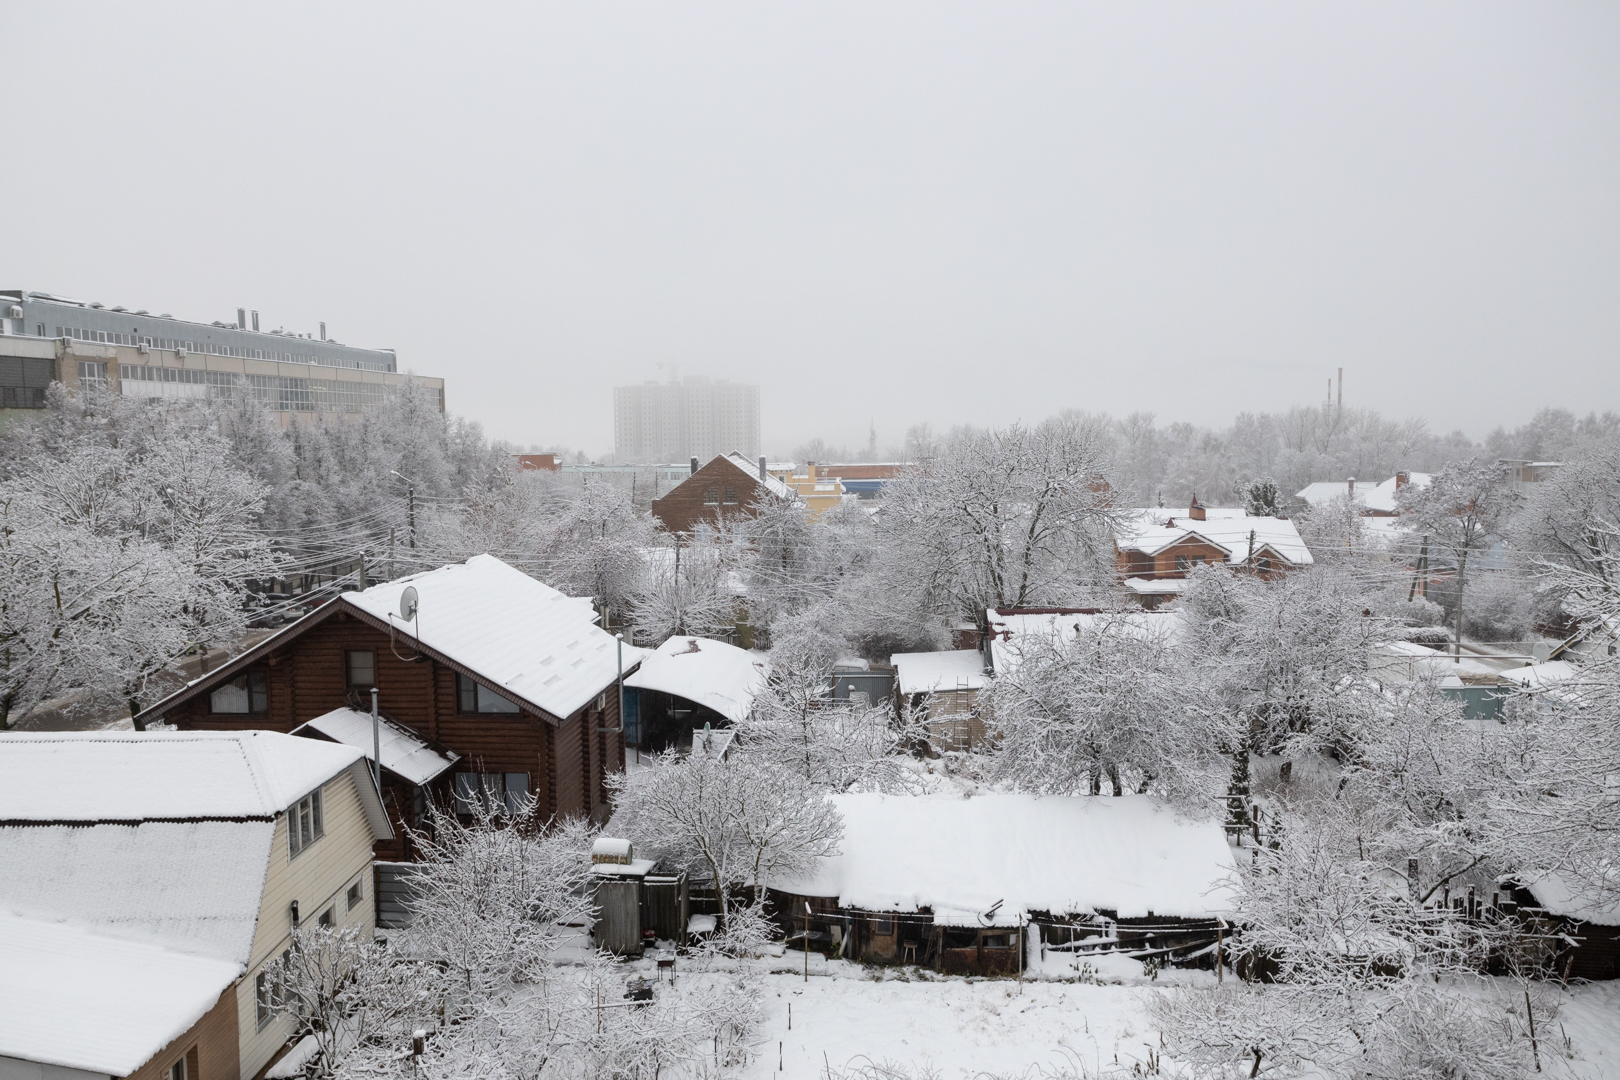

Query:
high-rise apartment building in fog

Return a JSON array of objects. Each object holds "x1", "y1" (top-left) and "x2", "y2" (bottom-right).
[{"x1": 614, "y1": 377, "x2": 760, "y2": 462}]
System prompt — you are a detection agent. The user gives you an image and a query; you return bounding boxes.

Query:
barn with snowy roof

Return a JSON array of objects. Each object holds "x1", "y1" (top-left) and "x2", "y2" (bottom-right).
[
  {"x1": 770, "y1": 792, "x2": 1237, "y2": 976},
  {"x1": 136, "y1": 554, "x2": 647, "y2": 849},
  {"x1": 0, "y1": 731, "x2": 391, "y2": 1080}
]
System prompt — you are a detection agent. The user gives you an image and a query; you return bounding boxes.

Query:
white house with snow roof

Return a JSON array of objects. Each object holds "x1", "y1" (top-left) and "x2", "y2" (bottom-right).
[
  {"x1": 1294, "y1": 472, "x2": 1431, "y2": 516},
  {"x1": 0, "y1": 732, "x2": 391, "y2": 1080}
]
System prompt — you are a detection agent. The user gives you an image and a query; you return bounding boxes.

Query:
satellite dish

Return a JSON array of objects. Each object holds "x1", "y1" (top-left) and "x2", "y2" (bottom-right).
[{"x1": 400, "y1": 586, "x2": 419, "y2": 622}]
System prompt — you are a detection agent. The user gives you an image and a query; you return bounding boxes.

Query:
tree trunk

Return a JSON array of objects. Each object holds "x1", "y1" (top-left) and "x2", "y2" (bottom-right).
[
  {"x1": 128, "y1": 695, "x2": 146, "y2": 732},
  {"x1": 1453, "y1": 549, "x2": 1468, "y2": 661}
]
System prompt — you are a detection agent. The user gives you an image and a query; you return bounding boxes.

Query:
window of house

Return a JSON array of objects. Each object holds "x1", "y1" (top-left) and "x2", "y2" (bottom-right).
[
  {"x1": 456, "y1": 673, "x2": 520, "y2": 714},
  {"x1": 255, "y1": 970, "x2": 270, "y2": 1025},
  {"x1": 703, "y1": 486, "x2": 720, "y2": 505},
  {"x1": 1174, "y1": 554, "x2": 1189, "y2": 572},
  {"x1": 1256, "y1": 555, "x2": 1272, "y2": 572},
  {"x1": 873, "y1": 916, "x2": 894, "y2": 936},
  {"x1": 453, "y1": 772, "x2": 529, "y2": 816},
  {"x1": 287, "y1": 787, "x2": 325, "y2": 858},
  {"x1": 722, "y1": 487, "x2": 739, "y2": 504},
  {"x1": 169, "y1": 1059, "x2": 186, "y2": 1080},
  {"x1": 346, "y1": 650, "x2": 375, "y2": 689},
  {"x1": 318, "y1": 907, "x2": 334, "y2": 928},
  {"x1": 347, "y1": 880, "x2": 363, "y2": 910},
  {"x1": 210, "y1": 671, "x2": 268, "y2": 713}
]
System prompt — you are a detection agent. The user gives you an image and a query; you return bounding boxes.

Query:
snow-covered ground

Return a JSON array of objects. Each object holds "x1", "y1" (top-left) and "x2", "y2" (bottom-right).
[{"x1": 610, "y1": 951, "x2": 1620, "y2": 1079}]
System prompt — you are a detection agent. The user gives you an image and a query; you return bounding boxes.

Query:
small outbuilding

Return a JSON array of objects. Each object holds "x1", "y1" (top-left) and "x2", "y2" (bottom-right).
[
  {"x1": 770, "y1": 792, "x2": 1236, "y2": 975},
  {"x1": 889, "y1": 650, "x2": 988, "y2": 753}
]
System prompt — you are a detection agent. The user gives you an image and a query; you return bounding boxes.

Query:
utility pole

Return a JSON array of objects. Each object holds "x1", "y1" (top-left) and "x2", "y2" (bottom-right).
[
  {"x1": 1337, "y1": 367, "x2": 1343, "y2": 415},
  {"x1": 408, "y1": 485, "x2": 416, "y2": 549},
  {"x1": 389, "y1": 527, "x2": 396, "y2": 581}
]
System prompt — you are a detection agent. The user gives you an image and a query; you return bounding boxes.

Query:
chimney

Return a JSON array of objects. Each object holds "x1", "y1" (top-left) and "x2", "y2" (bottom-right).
[
  {"x1": 1188, "y1": 493, "x2": 1205, "y2": 522},
  {"x1": 251, "y1": 310, "x2": 260, "y2": 332},
  {"x1": 1395, "y1": 471, "x2": 1409, "y2": 489},
  {"x1": 1348, "y1": 477, "x2": 1356, "y2": 496},
  {"x1": 807, "y1": 461, "x2": 817, "y2": 483},
  {"x1": 758, "y1": 456, "x2": 767, "y2": 481},
  {"x1": 689, "y1": 456, "x2": 699, "y2": 475},
  {"x1": 319, "y1": 321, "x2": 327, "y2": 341},
  {"x1": 236, "y1": 307, "x2": 246, "y2": 329}
]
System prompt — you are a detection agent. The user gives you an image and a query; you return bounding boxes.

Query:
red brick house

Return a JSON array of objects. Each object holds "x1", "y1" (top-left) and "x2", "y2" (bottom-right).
[
  {"x1": 651, "y1": 452, "x2": 790, "y2": 535},
  {"x1": 135, "y1": 555, "x2": 646, "y2": 857}
]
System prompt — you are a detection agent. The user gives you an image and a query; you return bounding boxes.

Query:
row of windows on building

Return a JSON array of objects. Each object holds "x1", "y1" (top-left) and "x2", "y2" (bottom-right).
[
  {"x1": 74, "y1": 361, "x2": 425, "y2": 413},
  {"x1": 50, "y1": 323, "x2": 393, "y2": 371},
  {"x1": 209, "y1": 661, "x2": 523, "y2": 717}
]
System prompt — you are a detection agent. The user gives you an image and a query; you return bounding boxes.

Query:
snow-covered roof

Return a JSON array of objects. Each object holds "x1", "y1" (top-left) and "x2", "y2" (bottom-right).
[
  {"x1": 347, "y1": 554, "x2": 647, "y2": 720},
  {"x1": 986, "y1": 609, "x2": 1182, "y2": 677},
  {"x1": 1370, "y1": 641, "x2": 1501, "y2": 683},
  {"x1": 1294, "y1": 473, "x2": 1432, "y2": 514},
  {"x1": 0, "y1": 819, "x2": 275, "y2": 965},
  {"x1": 0, "y1": 911, "x2": 242, "y2": 1077},
  {"x1": 722, "y1": 452, "x2": 792, "y2": 500},
  {"x1": 0, "y1": 731, "x2": 391, "y2": 967},
  {"x1": 775, "y1": 793, "x2": 1237, "y2": 922},
  {"x1": 1496, "y1": 661, "x2": 1578, "y2": 690},
  {"x1": 623, "y1": 636, "x2": 767, "y2": 723},
  {"x1": 1523, "y1": 871, "x2": 1620, "y2": 926},
  {"x1": 0, "y1": 730, "x2": 367, "y2": 822},
  {"x1": 890, "y1": 650, "x2": 987, "y2": 695},
  {"x1": 292, "y1": 708, "x2": 460, "y2": 786},
  {"x1": 1124, "y1": 578, "x2": 1186, "y2": 595},
  {"x1": 1114, "y1": 509, "x2": 1313, "y2": 567}
]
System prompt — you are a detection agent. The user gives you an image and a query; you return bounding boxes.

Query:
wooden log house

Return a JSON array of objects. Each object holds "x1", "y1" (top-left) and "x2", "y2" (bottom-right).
[{"x1": 136, "y1": 555, "x2": 646, "y2": 856}]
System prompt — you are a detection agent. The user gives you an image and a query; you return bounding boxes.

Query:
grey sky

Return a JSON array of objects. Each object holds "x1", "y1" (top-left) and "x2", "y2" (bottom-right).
[{"x1": 2, "y1": 3, "x2": 1616, "y2": 456}]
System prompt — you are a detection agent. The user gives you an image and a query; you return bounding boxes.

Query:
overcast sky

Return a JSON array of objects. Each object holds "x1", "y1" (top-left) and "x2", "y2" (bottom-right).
[{"x1": 2, "y1": 3, "x2": 1616, "y2": 455}]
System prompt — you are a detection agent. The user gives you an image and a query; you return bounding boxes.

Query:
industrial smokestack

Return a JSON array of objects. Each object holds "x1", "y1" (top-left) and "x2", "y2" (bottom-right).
[
  {"x1": 320, "y1": 321, "x2": 327, "y2": 341},
  {"x1": 758, "y1": 456, "x2": 767, "y2": 481},
  {"x1": 237, "y1": 307, "x2": 246, "y2": 329},
  {"x1": 251, "y1": 310, "x2": 259, "y2": 332}
]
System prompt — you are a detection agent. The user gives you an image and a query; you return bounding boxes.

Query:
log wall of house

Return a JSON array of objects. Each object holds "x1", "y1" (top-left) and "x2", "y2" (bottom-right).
[{"x1": 165, "y1": 608, "x2": 629, "y2": 844}]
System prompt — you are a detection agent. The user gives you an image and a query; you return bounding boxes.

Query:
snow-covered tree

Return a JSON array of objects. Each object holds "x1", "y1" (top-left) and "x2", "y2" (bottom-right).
[
  {"x1": 608, "y1": 750, "x2": 842, "y2": 943},
  {"x1": 734, "y1": 605, "x2": 918, "y2": 792},
  {"x1": 1397, "y1": 458, "x2": 1517, "y2": 657},
  {"x1": 629, "y1": 522, "x2": 742, "y2": 644},
  {"x1": 985, "y1": 612, "x2": 1227, "y2": 803},
  {"x1": 0, "y1": 394, "x2": 280, "y2": 728},
  {"x1": 872, "y1": 416, "x2": 1119, "y2": 635}
]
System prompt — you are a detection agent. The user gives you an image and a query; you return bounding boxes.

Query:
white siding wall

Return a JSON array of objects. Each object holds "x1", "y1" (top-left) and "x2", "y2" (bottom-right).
[{"x1": 235, "y1": 771, "x2": 379, "y2": 1080}]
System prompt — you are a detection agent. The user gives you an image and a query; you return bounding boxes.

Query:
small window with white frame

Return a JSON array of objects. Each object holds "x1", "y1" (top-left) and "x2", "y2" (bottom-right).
[{"x1": 287, "y1": 787, "x2": 325, "y2": 858}]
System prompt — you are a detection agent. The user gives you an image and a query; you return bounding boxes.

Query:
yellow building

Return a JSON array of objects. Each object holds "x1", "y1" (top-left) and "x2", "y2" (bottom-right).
[{"x1": 770, "y1": 461, "x2": 850, "y2": 518}]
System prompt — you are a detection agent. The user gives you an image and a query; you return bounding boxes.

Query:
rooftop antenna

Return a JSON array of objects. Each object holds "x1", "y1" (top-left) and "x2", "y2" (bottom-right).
[{"x1": 388, "y1": 585, "x2": 421, "y2": 662}]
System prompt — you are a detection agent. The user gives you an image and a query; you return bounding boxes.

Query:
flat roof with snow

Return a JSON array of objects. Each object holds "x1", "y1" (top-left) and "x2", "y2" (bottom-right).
[
  {"x1": 774, "y1": 793, "x2": 1237, "y2": 924},
  {"x1": 986, "y1": 609, "x2": 1182, "y2": 676},
  {"x1": 890, "y1": 650, "x2": 987, "y2": 695}
]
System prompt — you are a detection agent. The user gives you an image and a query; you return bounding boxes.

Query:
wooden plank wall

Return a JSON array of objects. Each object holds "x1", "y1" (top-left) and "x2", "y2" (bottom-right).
[{"x1": 168, "y1": 608, "x2": 633, "y2": 846}]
